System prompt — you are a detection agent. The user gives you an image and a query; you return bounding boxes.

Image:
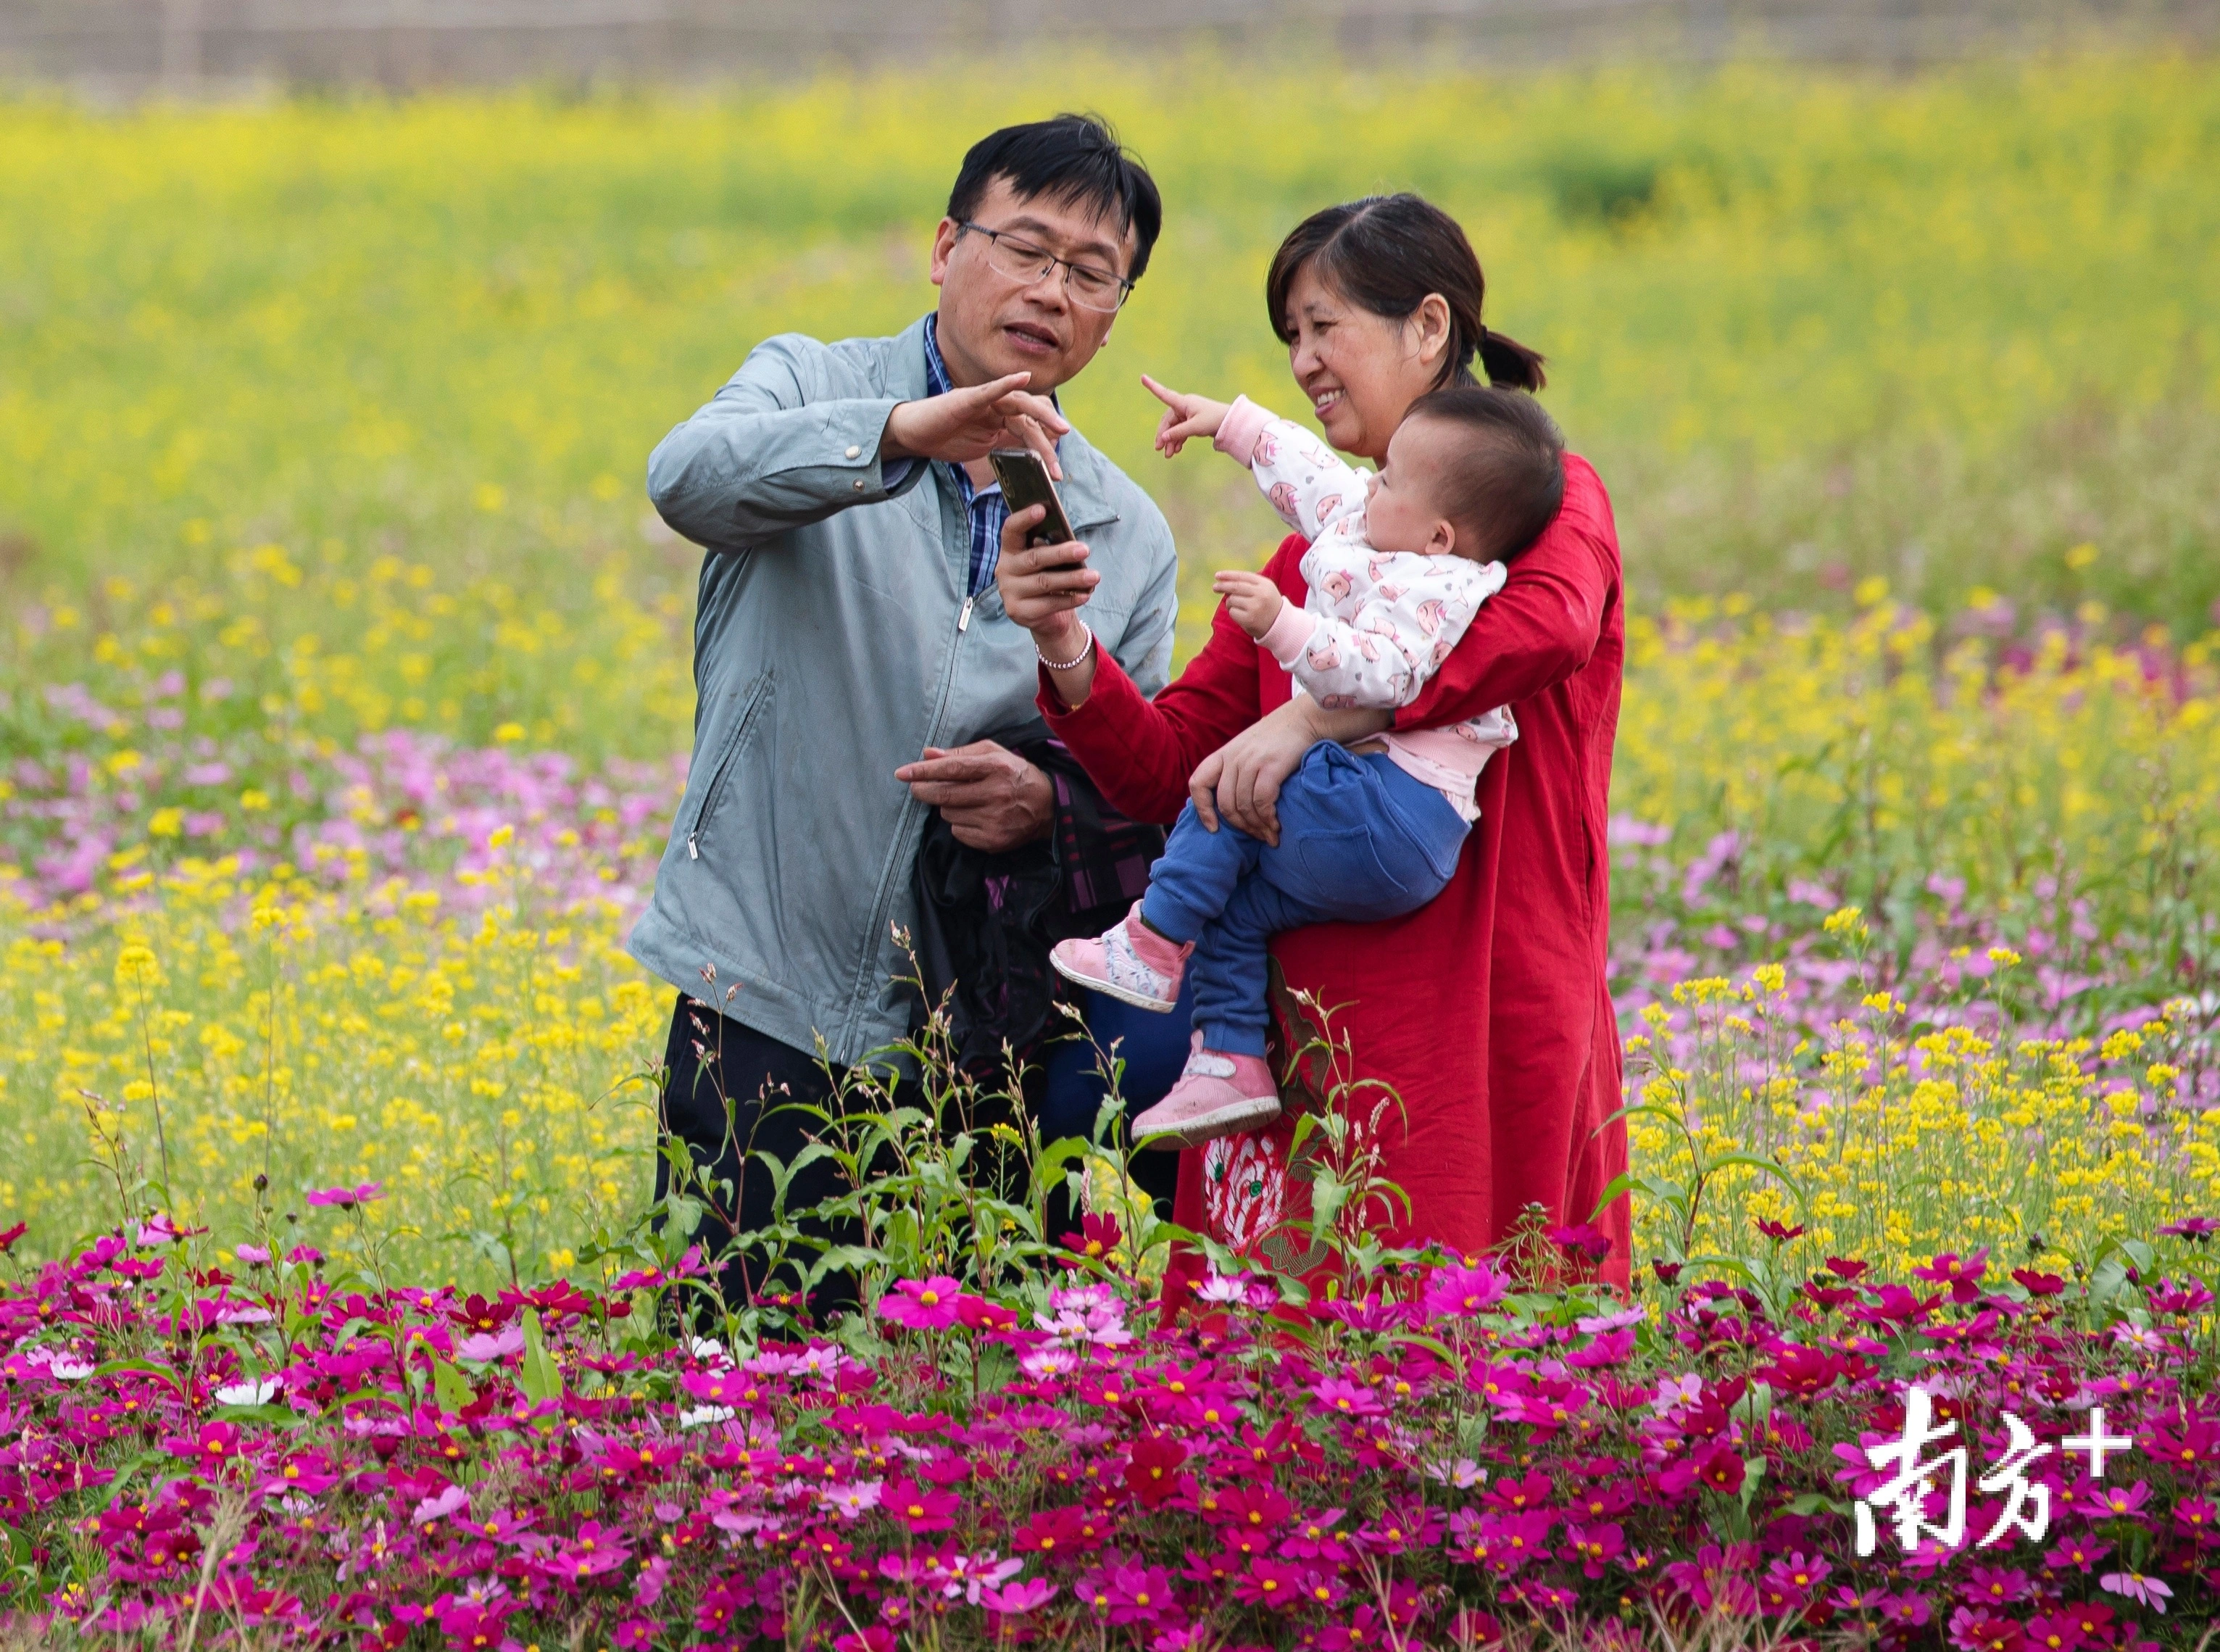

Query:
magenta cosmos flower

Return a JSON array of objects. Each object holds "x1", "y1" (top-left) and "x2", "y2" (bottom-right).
[
  {"x1": 304, "y1": 1182, "x2": 383, "y2": 1209},
  {"x1": 876, "y1": 1276, "x2": 963, "y2": 1331}
]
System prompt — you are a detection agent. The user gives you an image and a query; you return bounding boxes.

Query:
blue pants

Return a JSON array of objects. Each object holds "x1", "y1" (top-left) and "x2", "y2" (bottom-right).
[{"x1": 1139, "y1": 742, "x2": 1469, "y2": 1058}]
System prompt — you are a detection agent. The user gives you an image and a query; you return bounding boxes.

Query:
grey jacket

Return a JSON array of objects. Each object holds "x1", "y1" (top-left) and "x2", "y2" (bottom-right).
[{"x1": 630, "y1": 316, "x2": 1179, "y2": 1065}]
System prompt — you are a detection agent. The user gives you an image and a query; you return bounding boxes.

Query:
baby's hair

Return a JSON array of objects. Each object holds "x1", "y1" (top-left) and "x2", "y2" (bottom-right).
[{"x1": 1402, "y1": 386, "x2": 1566, "y2": 564}]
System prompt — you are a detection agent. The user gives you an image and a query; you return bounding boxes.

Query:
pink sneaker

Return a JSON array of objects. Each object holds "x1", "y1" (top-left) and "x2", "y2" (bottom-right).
[
  {"x1": 1129, "y1": 1035, "x2": 1281, "y2": 1150},
  {"x1": 1050, "y1": 900, "x2": 1192, "y2": 1012}
]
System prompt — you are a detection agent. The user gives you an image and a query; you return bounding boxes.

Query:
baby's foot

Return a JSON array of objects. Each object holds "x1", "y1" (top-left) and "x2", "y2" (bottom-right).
[
  {"x1": 1050, "y1": 900, "x2": 1191, "y2": 1012},
  {"x1": 1129, "y1": 1036, "x2": 1281, "y2": 1150}
]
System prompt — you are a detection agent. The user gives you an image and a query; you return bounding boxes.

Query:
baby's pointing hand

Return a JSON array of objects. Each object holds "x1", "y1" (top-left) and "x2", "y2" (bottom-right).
[{"x1": 1142, "y1": 374, "x2": 1231, "y2": 458}]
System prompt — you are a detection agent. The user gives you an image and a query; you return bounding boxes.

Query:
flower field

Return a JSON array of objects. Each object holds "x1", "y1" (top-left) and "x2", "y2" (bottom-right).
[{"x1": 1, "y1": 50, "x2": 2219, "y2": 1648}]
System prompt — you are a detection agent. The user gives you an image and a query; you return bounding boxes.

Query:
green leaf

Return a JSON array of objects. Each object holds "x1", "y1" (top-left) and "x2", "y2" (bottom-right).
[
  {"x1": 519, "y1": 1309, "x2": 562, "y2": 1407},
  {"x1": 1787, "y1": 1493, "x2": 1850, "y2": 1518},
  {"x1": 431, "y1": 1356, "x2": 474, "y2": 1415},
  {"x1": 1738, "y1": 1454, "x2": 1768, "y2": 1515}
]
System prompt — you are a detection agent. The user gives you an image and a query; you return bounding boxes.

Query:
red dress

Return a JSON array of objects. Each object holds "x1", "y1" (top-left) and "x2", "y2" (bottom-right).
[{"x1": 1038, "y1": 456, "x2": 1631, "y2": 1295}]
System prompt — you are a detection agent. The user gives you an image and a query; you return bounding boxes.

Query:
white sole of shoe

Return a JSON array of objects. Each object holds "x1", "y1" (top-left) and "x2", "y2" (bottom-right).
[
  {"x1": 1049, "y1": 948, "x2": 1181, "y2": 1013},
  {"x1": 1131, "y1": 1097, "x2": 1281, "y2": 1150}
]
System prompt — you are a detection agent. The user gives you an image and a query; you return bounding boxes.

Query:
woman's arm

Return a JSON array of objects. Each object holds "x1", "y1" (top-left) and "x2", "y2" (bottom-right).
[
  {"x1": 1392, "y1": 456, "x2": 1618, "y2": 730},
  {"x1": 1186, "y1": 694, "x2": 1389, "y2": 844},
  {"x1": 1002, "y1": 520, "x2": 1299, "y2": 826},
  {"x1": 1036, "y1": 598, "x2": 1273, "y2": 826}
]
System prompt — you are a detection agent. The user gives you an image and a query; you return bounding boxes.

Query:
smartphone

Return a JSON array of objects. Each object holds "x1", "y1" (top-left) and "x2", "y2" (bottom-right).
[{"x1": 989, "y1": 448, "x2": 1076, "y2": 547}]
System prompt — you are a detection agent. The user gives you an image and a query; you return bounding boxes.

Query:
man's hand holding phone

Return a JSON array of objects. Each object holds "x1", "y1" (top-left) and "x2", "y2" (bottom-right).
[{"x1": 881, "y1": 371, "x2": 1068, "y2": 478}]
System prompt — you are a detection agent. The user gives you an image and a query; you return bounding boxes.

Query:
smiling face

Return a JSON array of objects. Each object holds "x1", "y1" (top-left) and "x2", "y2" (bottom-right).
[
  {"x1": 928, "y1": 175, "x2": 1136, "y2": 394},
  {"x1": 1281, "y1": 262, "x2": 1452, "y2": 464}
]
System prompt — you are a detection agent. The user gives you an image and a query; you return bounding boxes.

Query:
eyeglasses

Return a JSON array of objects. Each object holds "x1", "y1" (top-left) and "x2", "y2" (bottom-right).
[{"x1": 957, "y1": 221, "x2": 1134, "y2": 312}]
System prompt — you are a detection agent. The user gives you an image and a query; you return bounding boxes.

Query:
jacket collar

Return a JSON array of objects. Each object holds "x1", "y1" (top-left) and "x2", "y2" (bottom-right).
[{"x1": 897, "y1": 313, "x2": 1121, "y2": 534}]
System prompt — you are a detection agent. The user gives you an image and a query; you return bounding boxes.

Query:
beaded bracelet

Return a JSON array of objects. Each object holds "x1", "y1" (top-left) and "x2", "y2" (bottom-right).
[{"x1": 1036, "y1": 623, "x2": 1096, "y2": 672}]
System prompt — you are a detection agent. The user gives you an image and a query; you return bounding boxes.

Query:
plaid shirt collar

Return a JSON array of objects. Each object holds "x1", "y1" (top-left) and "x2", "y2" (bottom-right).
[{"x1": 923, "y1": 315, "x2": 1064, "y2": 597}]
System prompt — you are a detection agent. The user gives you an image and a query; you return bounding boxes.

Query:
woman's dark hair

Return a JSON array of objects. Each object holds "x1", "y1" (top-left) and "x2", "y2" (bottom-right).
[
  {"x1": 948, "y1": 114, "x2": 1163, "y2": 284},
  {"x1": 1405, "y1": 386, "x2": 1566, "y2": 563},
  {"x1": 1265, "y1": 194, "x2": 1545, "y2": 392}
]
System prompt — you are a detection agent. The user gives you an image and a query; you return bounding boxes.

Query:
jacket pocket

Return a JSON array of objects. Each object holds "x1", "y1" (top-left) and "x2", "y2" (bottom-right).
[{"x1": 684, "y1": 670, "x2": 774, "y2": 862}]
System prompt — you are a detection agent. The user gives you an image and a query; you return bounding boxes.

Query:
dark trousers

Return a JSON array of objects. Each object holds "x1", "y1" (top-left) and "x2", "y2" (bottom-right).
[
  {"x1": 1040, "y1": 981, "x2": 1189, "y2": 1211},
  {"x1": 654, "y1": 990, "x2": 1184, "y2": 1313},
  {"x1": 653, "y1": 996, "x2": 872, "y2": 1317}
]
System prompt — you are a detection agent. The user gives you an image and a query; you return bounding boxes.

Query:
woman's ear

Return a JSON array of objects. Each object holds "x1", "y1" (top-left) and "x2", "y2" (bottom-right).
[{"x1": 1409, "y1": 294, "x2": 1454, "y2": 369}]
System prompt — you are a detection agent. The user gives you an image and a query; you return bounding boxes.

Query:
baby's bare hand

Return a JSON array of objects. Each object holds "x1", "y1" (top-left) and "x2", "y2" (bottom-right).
[
  {"x1": 1212, "y1": 569, "x2": 1285, "y2": 639},
  {"x1": 1142, "y1": 374, "x2": 1232, "y2": 459}
]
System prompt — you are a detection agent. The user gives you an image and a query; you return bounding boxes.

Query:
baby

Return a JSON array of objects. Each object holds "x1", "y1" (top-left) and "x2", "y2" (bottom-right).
[{"x1": 1052, "y1": 381, "x2": 1567, "y2": 1148}]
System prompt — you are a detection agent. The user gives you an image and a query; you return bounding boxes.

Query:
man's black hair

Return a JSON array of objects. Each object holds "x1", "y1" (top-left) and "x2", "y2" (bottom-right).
[{"x1": 947, "y1": 114, "x2": 1163, "y2": 285}]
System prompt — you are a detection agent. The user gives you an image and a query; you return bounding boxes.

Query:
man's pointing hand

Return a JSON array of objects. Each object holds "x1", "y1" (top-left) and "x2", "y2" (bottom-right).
[{"x1": 881, "y1": 371, "x2": 1068, "y2": 479}]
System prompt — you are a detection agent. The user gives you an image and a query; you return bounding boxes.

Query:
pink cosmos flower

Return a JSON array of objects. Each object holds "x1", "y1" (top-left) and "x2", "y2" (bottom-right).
[
  {"x1": 304, "y1": 1182, "x2": 383, "y2": 1209},
  {"x1": 1546, "y1": 1222, "x2": 1613, "y2": 1263},
  {"x1": 411, "y1": 1485, "x2": 469, "y2": 1527},
  {"x1": 1104, "y1": 1564, "x2": 1176, "y2": 1625},
  {"x1": 456, "y1": 1327, "x2": 524, "y2": 1361},
  {"x1": 2098, "y1": 1570, "x2": 2173, "y2": 1614},
  {"x1": 1946, "y1": 1606, "x2": 2027, "y2": 1651},
  {"x1": 2021, "y1": 1614, "x2": 2087, "y2": 1651},
  {"x1": 165, "y1": 1420, "x2": 243, "y2": 1472},
  {"x1": 2077, "y1": 1477, "x2": 2152, "y2": 1519},
  {"x1": 955, "y1": 1295, "x2": 1017, "y2": 1332},
  {"x1": 2042, "y1": 1534, "x2": 2110, "y2": 1572},
  {"x1": 976, "y1": 1577, "x2": 1055, "y2": 1616},
  {"x1": 1911, "y1": 1248, "x2": 1990, "y2": 1303},
  {"x1": 876, "y1": 1276, "x2": 963, "y2": 1331},
  {"x1": 1310, "y1": 1376, "x2": 1384, "y2": 1418},
  {"x1": 881, "y1": 1477, "x2": 959, "y2": 1533},
  {"x1": 1231, "y1": 1557, "x2": 1305, "y2": 1611}
]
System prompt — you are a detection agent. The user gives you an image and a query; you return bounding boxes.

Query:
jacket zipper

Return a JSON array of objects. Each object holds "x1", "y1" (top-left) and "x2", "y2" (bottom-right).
[
  {"x1": 685, "y1": 674, "x2": 770, "y2": 860},
  {"x1": 842, "y1": 581, "x2": 975, "y2": 1048}
]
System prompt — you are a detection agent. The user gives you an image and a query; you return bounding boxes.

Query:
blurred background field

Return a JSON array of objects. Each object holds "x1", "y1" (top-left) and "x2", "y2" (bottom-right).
[{"x1": 1, "y1": 43, "x2": 2217, "y2": 1277}]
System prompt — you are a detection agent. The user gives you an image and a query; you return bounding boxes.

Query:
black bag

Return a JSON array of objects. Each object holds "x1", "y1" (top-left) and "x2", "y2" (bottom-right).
[{"x1": 909, "y1": 719, "x2": 1162, "y2": 1074}]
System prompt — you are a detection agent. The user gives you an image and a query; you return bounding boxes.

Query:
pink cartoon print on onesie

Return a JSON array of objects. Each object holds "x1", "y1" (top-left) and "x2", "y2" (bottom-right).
[
  {"x1": 1267, "y1": 481, "x2": 1302, "y2": 523},
  {"x1": 1254, "y1": 428, "x2": 1280, "y2": 465},
  {"x1": 1414, "y1": 597, "x2": 1447, "y2": 636},
  {"x1": 1318, "y1": 569, "x2": 1352, "y2": 605}
]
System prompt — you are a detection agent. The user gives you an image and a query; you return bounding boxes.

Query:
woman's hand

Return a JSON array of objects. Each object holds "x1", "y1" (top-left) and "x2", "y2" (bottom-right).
[
  {"x1": 1189, "y1": 696, "x2": 1394, "y2": 843},
  {"x1": 996, "y1": 502, "x2": 1100, "y2": 707},
  {"x1": 1142, "y1": 374, "x2": 1232, "y2": 458}
]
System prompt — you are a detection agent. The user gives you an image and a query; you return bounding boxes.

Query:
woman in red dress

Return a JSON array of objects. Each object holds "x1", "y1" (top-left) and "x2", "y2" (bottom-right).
[{"x1": 997, "y1": 195, "x2": 1631, "y2": 1294}]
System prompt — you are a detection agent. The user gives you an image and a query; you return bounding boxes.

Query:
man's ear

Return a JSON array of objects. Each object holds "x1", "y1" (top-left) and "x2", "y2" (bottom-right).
[{"x1": 928, "y1": 217, "x2": 962, "y2": 288}]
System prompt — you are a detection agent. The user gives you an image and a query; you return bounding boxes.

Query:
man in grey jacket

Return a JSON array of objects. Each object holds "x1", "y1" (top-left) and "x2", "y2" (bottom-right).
[{"x1": 632, "y1": 115, "x2": 1180, "y2": 1304}]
